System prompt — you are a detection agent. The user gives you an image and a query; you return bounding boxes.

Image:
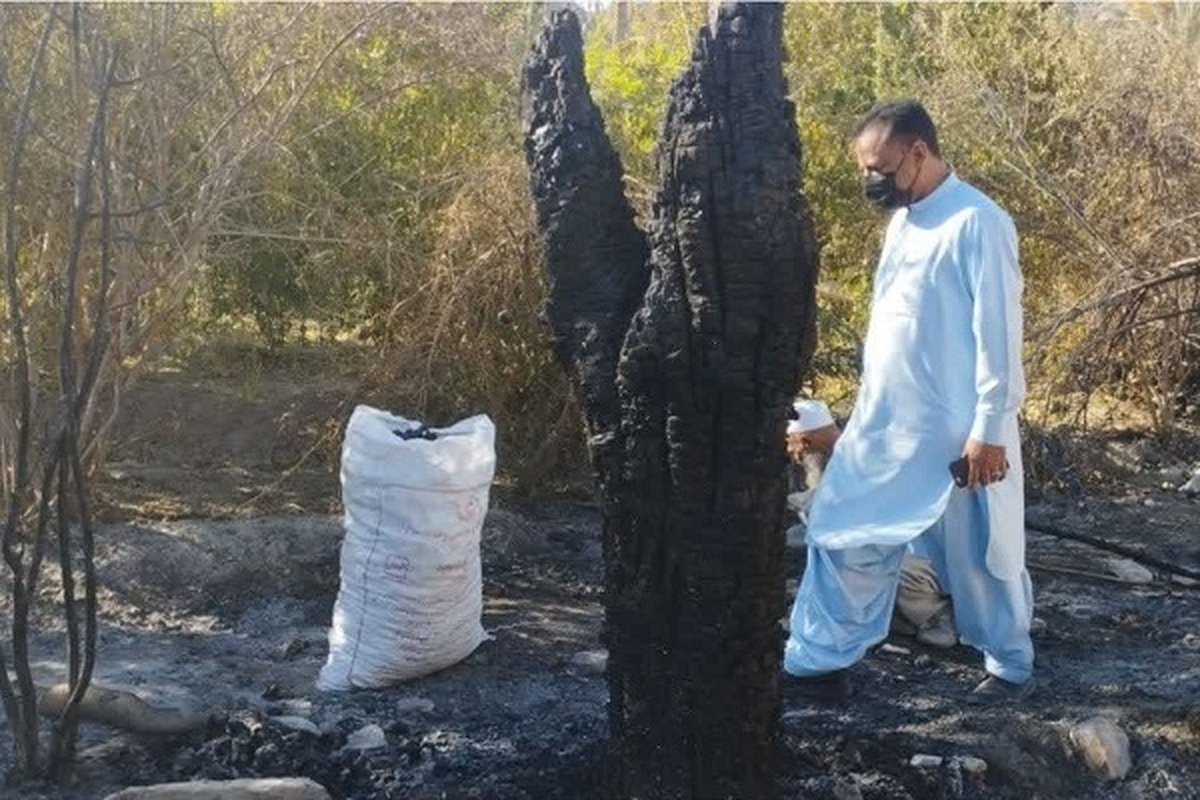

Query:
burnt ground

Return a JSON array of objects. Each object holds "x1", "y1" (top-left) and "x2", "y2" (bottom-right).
[{"x1": 1, "y1": 361, "x2": 1198, "y2": 799}]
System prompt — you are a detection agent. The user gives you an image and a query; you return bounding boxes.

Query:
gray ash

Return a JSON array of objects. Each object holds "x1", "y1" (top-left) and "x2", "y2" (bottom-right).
[{"x1": 163, "y1": 712, "x2": 605, "y2": 800}]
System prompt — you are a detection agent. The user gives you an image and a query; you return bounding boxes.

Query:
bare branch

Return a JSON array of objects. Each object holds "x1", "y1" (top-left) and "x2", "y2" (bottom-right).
[
  {"x1": 3, "y1": 6, "x2": 56, "y2": 566},
  {"x1": 2, "y1": 8, "x2": 58, "y2": 776},
  {"x1": 48, "y1": 408, "x2": 101, "y2": 773},
  {"x1": 47, "y1": 41, "x2": 118, "y2": 777},
  {"x1": 1033, "y1": 255, "x2": 1200, "y2": 339},
  {"x1": 76, "y1": 84, "x2": 114, "y2": 412}
]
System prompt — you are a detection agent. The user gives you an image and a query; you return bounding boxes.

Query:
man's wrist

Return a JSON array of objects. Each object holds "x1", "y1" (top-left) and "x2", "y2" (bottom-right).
[{"x1": 969, "y1": 411, "x2": 1008, "y2": 444}]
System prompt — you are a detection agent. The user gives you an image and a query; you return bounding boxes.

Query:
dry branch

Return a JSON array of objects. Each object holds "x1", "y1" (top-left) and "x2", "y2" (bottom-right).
[
  {"x1": 1034, "y1": 255, "x2": 1200, "y2": 339},
  {"x1": 1, "y1": 9, "x2": 58, "y2": 776}
]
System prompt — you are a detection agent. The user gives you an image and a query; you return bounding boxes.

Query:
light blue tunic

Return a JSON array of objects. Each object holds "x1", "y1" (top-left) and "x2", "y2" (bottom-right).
[
  {"x1": 804, "y1": 173, "x2": 1026, "y2": 578},
  {"x1": 785, "y1": 173, "x2": 1033, "y2": 682}
]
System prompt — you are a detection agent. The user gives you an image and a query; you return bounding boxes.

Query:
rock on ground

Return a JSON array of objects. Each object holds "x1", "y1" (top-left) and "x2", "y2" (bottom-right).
[
  {"x1": 102, "y1": 777, "x2": 331, "y2": 800},
  {"x1": 1070, "y1": 716, "x2": 1133, "y2": 781}
]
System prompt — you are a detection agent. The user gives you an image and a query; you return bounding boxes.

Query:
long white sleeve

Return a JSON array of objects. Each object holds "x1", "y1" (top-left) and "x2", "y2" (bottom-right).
[{"x1": 967, "y1": 211, "x2": 1025, "y2": 444}]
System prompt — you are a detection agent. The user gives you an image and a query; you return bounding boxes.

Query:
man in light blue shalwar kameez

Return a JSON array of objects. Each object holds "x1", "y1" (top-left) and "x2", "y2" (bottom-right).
[{"x1": 784, "y1": 99, "x2": 1035, "y2": 703}]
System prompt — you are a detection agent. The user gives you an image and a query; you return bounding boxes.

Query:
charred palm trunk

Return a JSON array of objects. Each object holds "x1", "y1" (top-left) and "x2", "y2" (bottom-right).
[{"x1": 522, "y1": 5, "x2": 818, "y2": 798}]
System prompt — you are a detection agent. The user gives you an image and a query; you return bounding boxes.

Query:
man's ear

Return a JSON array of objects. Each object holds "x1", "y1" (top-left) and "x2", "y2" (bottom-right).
[{"x1": 913, "y1": 139, "x2": 933, "y2": 170}]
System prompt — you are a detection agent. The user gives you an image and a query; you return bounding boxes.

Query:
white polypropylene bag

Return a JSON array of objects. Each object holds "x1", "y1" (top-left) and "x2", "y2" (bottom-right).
[{"x1": 317, "y1": 406, "x2": 494, "y2": 691}]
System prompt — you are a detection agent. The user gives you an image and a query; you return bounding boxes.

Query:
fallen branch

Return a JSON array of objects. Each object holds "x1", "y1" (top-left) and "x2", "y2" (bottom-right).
[
  {"x1": 1026, "y1": 517, "x2": 1200, "y2": 582},
  {"x1": 38, "y1": 683, "x2": 210, "y2": 736},
  {"x1": 1027, "y1": 561, "x2": 1157, "y2": 587}
]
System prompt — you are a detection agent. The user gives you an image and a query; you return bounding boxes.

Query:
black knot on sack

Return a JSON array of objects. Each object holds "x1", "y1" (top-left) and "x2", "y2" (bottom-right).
[{"x1": 393, "y1": 426, "x2": 438, "y2": 441}]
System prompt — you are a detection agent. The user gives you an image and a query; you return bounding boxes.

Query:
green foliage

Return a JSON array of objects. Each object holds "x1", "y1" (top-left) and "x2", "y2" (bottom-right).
[
  {"x1": 583, "y1": 4, "x2": 705, "y2": 200},
  {"x1": 198, "y1": 4, "x2": 528, "y2": 344},
  {"x1": 9, "y1": 2, "x2": 1193, "y2": 498}
]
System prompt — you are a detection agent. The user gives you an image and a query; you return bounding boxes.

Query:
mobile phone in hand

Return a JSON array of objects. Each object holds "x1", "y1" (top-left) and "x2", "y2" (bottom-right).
[
  {"x1": 949, "y1": 456, "x2": 969, "y2": 488},
  {"x1": 949, "y1": 456, "x2": 1010, "y2": 487}
]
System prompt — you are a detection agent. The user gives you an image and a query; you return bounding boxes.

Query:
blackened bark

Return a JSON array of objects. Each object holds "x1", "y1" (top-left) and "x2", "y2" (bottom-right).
[
  {"x1": 521, "y1": 12, "x2": 650, "y2": 432},
  {"x1": 523, "y1": 5, "x2": 818, "y2": 798}
]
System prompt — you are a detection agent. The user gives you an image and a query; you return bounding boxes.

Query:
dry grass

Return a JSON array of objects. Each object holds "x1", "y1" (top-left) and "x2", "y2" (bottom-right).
[{"x1": 366, "y1": 153, "x2": 588, "y2": 495}]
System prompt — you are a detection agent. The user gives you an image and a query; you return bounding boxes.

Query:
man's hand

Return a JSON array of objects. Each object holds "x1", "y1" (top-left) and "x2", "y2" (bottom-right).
[
  {"x1": 962, "y1": 438, "x2": 1007, "y2": 489},
  {"x1": 787, "y1": 424, "x2": 841, "y2": 463}
]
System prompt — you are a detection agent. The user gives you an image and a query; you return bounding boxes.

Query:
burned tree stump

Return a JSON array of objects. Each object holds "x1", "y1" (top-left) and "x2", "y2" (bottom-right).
[{"x1": 523, "y1": 4, "x2": 818, "y2": 798}]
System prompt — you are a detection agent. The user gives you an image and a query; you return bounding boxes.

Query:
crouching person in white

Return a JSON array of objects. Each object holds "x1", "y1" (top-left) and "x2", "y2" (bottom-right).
[
  {"x1": 787, "y1": 399, "x2": 960, "y2": 650},
  {"x1": 784, "y1": 99, "x2": 1034, "y2": 704}
]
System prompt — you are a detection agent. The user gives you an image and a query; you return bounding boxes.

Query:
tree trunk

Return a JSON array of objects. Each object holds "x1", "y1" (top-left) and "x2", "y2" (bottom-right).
[{"x1": 522, "y1": 4, "x2": 818, "y2": 798}]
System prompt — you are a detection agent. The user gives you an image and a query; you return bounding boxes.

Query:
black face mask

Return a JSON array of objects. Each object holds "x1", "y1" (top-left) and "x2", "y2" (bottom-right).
[
  {"x1": 862, "y1": 150, "x2": 913, "y2": 211},
  {"x1": 863, "y1": 170, "x2": 909, "y2": 210}
]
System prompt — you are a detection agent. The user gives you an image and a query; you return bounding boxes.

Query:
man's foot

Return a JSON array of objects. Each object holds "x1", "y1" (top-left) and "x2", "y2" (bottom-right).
[
  {"x1": 784, "y1": 669, "x2": 853, "y2": 702},
  {"x1": 967, "y1": 675, "x2": 1035, "y2": 705}
]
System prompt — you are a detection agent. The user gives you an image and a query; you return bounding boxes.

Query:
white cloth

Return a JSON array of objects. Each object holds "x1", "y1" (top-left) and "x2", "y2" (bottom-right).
[
  {"x1": 804, "y1": 173, "x2": 1026, "y2": 580},
  {"x1": 788, "y1": 399, "x2": 835, "y2": 435}
]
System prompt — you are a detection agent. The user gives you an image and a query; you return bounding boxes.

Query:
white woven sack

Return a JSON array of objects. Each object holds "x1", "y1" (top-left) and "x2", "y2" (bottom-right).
[{"x1": 318, "y1": 406, "x2": 494, "y2": 691}]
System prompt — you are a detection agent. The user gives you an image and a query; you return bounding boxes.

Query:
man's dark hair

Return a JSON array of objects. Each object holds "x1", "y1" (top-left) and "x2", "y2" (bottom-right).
[{"x1": 850, "y1": 99, "x2": 941, "y2": 157}]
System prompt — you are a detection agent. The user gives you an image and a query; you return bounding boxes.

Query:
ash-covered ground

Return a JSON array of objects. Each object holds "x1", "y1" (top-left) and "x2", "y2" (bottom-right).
[{"x1": 3, "y1": 472, "x2": 1198, "y2": 799}]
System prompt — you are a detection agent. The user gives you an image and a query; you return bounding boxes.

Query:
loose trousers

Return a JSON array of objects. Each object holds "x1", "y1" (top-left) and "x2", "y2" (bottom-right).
[{"x1": 784, "y1": 486, "x2": 1034, "y2": 684}]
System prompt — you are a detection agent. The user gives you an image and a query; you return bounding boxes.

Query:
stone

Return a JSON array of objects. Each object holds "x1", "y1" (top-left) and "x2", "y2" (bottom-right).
[
  {"x1": 1158, "y1": 465, "x2": 1190, "y2": 484},
  {"x1": 830, "y1": 777, "x2": 863, "y2": 800},
  {"x1": 780, "y1": 709, "x2": 808, "y2": 725},
  {"x1": 1069, "y1": 716, "x2": 1132, "y2": 780},
  {"x1": 342, "y1": 723, "x2": 387, "y2": 752},
  {"x1": 102, "y1": 778, "x2": 331, "y2": 800},
  {"x1": 797, "y1": 776, "x2": 861, "y2": 800},
  {"x1": 952, "y1": 755, "x2": 988, "y2": 777},
  {"x1": 76, "y1": 738, "x2": 152, "y2": 786},
  {"x1": 280, "y1": 638, "x2": 309, "y2": 658},
  {"x1": 1179, "y1": 470, "x2": 1200, "y2": 495},
  {"x1": 269, "y1": 716, "x2": 320, "y2": 736},
  {"x1": 879, "y1": 643, "x2": 911, "y2": 656},
  {"x1": 276, "y1": 699, "x2": 313, "y2": 717},
  {"x1": 1129, "y1": 439, "x2": 1161, "y2": 465},
  {"x1": 395, "y1": 696, "x2": 436, "y2": 715},
  {"x1": 229, "y1": 712, "x2": 264, "y2": 736},
  {"x1": 1104, "y1": 558, "x2": 1154, "y2": 584},
  {"x1": 567, "y1": 649, "x2": 608, "y2": 676},
  {"x1": 910, "y1": 754, "x2": 943, "y2": 768}
]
